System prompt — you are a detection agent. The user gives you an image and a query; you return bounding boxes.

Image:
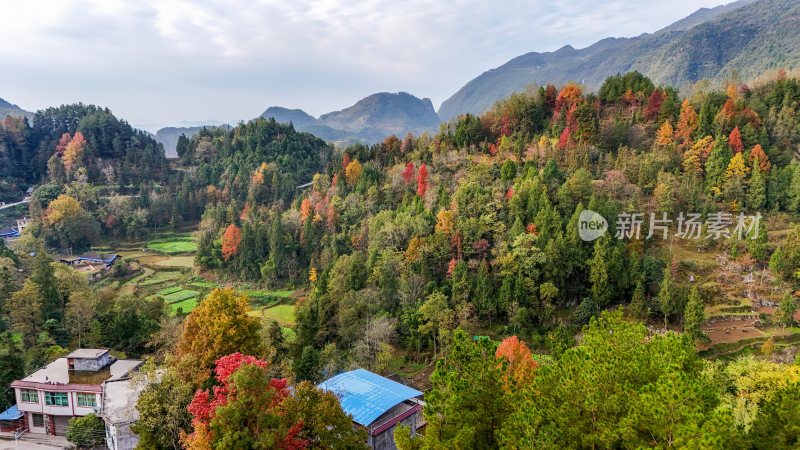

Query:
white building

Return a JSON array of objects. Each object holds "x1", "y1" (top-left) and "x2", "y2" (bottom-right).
[{"x1": 10, "y1": 349, "x2": 142, "y2": 438}]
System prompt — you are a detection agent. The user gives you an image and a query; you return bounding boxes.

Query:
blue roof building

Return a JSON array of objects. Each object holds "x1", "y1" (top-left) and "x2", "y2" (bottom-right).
[
  {"x1": 0, "y1": 227, "x2": 20, "y2": 241},
  {"x1": 319, "y1": 369, "x2": 425, "y2": 450}
]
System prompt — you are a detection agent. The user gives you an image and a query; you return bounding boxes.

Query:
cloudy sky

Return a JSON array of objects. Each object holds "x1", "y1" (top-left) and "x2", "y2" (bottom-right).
[{"x1": 1, "y1": 0, "x2": 730, "y2": 130}]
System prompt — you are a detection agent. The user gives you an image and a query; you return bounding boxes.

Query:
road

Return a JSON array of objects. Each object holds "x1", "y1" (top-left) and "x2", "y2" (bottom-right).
[{"x1": 0, "y1": 198, "x2": 29, "y2": 211}]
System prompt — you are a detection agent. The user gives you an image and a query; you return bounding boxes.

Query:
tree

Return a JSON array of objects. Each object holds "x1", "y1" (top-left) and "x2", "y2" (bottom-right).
[
  {"x1": 66, "y1": 414, "x2": 105, "y2": 449},
  {"x1": 418, "y1": 330, "x2": 509, "y2": 449},
  {"x1": 6, "y1": 280, "x2": 43, "y2": 348},
  {"x1": 183, "y1": 353, "x2": 307, "y2": 450},
  {"x1": 705, "y1": 138, "x2": 732, "y2": 195},
  {"x1": 416, "y1": 163, "x2": 429, "y2": 198},
  {"x1": 281, "y1": 381, "x2": 369, "y2": 449},
  {"x1": 675, "y1": 99, "x2": 698, "y2": 150},
  {"x1": 495, "y1": 336, "x2": 537, "y2": 391},
  {"x1": 747, "y1": 383, "x2": 800, "y2": 449},
  {"x1": 589, "y1": 236, "x2": 612, "y2": 308},
  {"x1": 728, "y1": 126, "x2": 743, "y2": 153},
  {"x1": 655, "y1": 120, "x2": 674, "y2": 147},
  {"x1": 684, "y1": 287, "x2": 705, "y2": 341},
  {"x1": 723, "y1": 152, "x2": 750, "y2": 204},
  {"x1": 221, "y1": 224, "x2": 242, "y2": 261},
  {"x1": 65, "y1": 290, "x2": 96, "y2": 348},
  {"x1": 748, "y1": 144, "x2": 771, "y2": 173},
  {"x1": 659, "y1": 262, "x2": 679, "y2": 329},
  {"x1": 748, "y1": 159, "x2": 767, "y2": 210},
  {"x1": 402, "y1": 162, "x2": 415, "y2": 185},
  {"x1": 43, "y1": 194, "x2": 98, "y2": 250},
  {"x1": 418, "y1": 292, "x2": 454, "y2": 357},
  {"x1": 176, "y1": 288, "x2": 262, "y2": 378},
  {"x1": 345, "y1": 159, "x2": 363, "y2": 187},
  {"x1": 62, "y1": 131, "x2": 87, "y2": 174},
  {"x1": 133, "y1": 367, "x2": 196, "y2": 450},
  {"x1": 0, "y1": 332, "x2": 23, "y2": 406},
  {"x1": 774, "y1": 294, "x2": 797, "y2": 333}
]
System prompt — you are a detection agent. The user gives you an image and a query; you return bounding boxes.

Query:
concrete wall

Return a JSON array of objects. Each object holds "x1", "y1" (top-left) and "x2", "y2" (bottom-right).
[
  {"x1": 106, "y1": 422, "x2": 139, "y2": 450},
  {"x1": 72, "y1": 353, "x2": 112, "y2": 371}
]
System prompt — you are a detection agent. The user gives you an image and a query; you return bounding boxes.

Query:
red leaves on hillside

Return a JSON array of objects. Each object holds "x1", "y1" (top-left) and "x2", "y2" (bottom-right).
[
  {"x1": 221, "y1": 224, "x2": 242, "y2": 261},
  {"x1": 402, "y1": 162, "x2": 415, "y2": 184},
  {"x1": 417, "y1": 163, "x2": 429, "y2": 198},
  {"x1": 729, "y1": 127, "x2": 743, "y2": 153},
  {"x1": 644, "y1": 88, "x2": 664, "y2": 120}
]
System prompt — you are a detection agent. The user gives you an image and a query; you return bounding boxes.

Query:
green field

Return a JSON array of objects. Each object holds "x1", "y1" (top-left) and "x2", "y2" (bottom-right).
[
  {"x1": 169, "y1": 297, "x2": 199, "y2": 315},
  {"x1": 261, "y1": 304, "x2": 296, "y2": 325},
  {"x1": 147, "y1": 236, "x2": 197, "y2": 254},
  {"x1": 162, "y1": 289, "x2": 200, "y2": 303}
]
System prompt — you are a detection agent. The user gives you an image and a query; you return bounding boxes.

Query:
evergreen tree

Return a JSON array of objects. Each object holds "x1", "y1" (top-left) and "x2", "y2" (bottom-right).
[
  {"x1": 589, "y1": 236, "x2": 612, "y2": 308},
  {"x1": 748, "y1": 158, "x2": 767, "y2": 211},
  {"x1": 683, "y1": 287, "x2": 705, "y2": 341}
]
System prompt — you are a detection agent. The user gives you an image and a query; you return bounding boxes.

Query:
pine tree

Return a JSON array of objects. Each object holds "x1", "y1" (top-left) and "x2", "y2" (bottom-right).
[
  {"x1": 683, "y1": 287, "x2": 705, "y2": 341},
  {"x1": 747, "y1": 158, "x2": 767, "y2": 210},
  {"x1": 590, "y1": 236, "x2": 612, "y2": 308},
  {"x1": 658, "y1": 263, "x2": 678, "y2": 329},
  {"x1": 705, "y1": 137, "x2": 732, "y2": 195}
]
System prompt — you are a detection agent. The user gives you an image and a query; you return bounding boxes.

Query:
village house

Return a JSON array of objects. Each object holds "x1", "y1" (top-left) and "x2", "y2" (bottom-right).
[
  {"x1": 58, "y1": 253, "x2": 120, "y2": 281},
  {"x1": 318, "y1": 369, "x2": 425, "y2": 450},
  {"x1": 7, "y1": 349, "x2": 142, "y2": 441}
]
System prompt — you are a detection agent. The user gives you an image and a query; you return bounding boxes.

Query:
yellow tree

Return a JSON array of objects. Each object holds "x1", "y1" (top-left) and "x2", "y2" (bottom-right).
[
  {"x1": 344, "y1": 159, "x2": 363, "y2": 187},
  {"x1": 45, "y1": 195, "x2": 82, "y2": 225},
  {"x1": 654, "y1": 120, "x2": 674, "y2": 147},
  {"x1": 176, "y1": 288, "x2": 263, "y2": 379},
  {"x1": 723, "y1": 152, "x2": 750, "y2": 206},
  {"x1": 675, "y1": 99, "x2": 698, "y2": 150},
  {"x1": 63, "y1": 131, "x2": 87, "y2": 173},
  {"x1": 682, "y1": 136, "x2": 713, "y2": 175}
]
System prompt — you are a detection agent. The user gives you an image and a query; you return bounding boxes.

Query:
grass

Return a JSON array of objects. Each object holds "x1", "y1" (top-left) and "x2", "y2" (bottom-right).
[
  {"x1": 157, "y1": 286, "x2": 184, "y2": 296},
  {"x1": 249, "y1": 304, "x2": 296, "y2": 325},
  {"x1": 162, "y1": 289, "x2": 200, "y2": 303},
  {"x1": 138, "y1": 271, "x2": 183, "y2": 286},
  {"x1": 155, "y1": 255, "x2": 195, "y2": 268},
  {"x1": 169, "y1": 297, "x2": 199, "y2": 316},
  {"x1": 146, "y1": 234, "x2": 197, "y2": 254}
]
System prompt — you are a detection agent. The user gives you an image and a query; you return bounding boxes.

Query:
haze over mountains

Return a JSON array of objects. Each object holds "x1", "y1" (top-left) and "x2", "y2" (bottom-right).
[
  {"x1": 3, "y1": 0, "x2": 799, "y2": 151},
  {"x1": 438, "y1": 0, "x2": 799, "y2": 119},
  {"x1": 261, "y1": 92, "x2": 441, "y2": 145}
]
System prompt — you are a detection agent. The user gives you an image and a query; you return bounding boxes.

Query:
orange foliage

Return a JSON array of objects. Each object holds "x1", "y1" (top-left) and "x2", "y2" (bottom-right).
[
  {"x1": 63, "y1": 132, "x2": 87, "y2": 172},
  {"x1": 729, "y1": 127, "x2": 743, "y2": 153},
  {"x1": 299, "y1": 198, "x2": 312, "y2": 223},
  {"x1": 496, "y1": 336, "x2": 537, "y2": 390},
  {"x1": 749, "y1": 144, "x2": 771, "y2": 173},
  {"x1": 675, "y1": 99, "x2": 698, "y2": 149},
  {"x1": 221, "y1": 224, "x2": 242, "y2": 261}
]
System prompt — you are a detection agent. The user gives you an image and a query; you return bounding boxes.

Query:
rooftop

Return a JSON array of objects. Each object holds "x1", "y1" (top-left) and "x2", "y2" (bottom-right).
[
  {"x1": 318, "y1": 369, "x2": 422, "y2": 427},
  {"x1": 66, "y1": 348, "x2": 109, "y2": 359},
  {"x1": 16, "y1": 358, "x2": 142, "y2": 386}
]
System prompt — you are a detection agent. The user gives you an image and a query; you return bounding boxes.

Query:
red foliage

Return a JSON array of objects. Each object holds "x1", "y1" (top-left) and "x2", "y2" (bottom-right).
[
  {"x1": 496, "y1": 336, "x2": 538, "y2": 390},
  {"x1": 526, "y1": 223, "x2": 538, "y2": 236},
  {"x1": 488, "y1": 142, "x2": 499, "y2": 156},
  {"x1": 557, "y1": 127, "x2": 573, "y2": 150},
  {"x1": 749, "y1": 144, "x2": 771, "y2": 172},
  {"x1": 55, "y1": 132, "x2": 71, "y2": 154},
  {"x1": 446, "y1": 258, "x2": 457, "y2": 278},
  {"x1": 505, "y1": 187, "x2": 514, "y2": 201},
  {"x1": 402, "y1": 162, "x2": 415, "y2": 184},
  {"x1": 720, "y1": 99, "x2": 736, "y2": 120},
  {"x1": 416, "y1": 163, "x2": 429, "y2": 198},
  {"x1": 341, "y1": 153, "x2": 351, "y2": 171},
  {"x1": 221, "y1": 224, "x2": 242, "y2": 261},
  {"x1": 728, "y1": 127, "x2": 743, "y2": 153},
  {"x1": 644, "y1": 88, "x2": 664, "y2": 120}
]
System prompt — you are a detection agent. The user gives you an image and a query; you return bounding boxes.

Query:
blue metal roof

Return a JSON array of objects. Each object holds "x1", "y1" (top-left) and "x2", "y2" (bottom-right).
[
  {"x1": 318, "y1": 369, "x2": 422, "y2": 427},
  {"x1": 0, "y1": 405, "x2": 22, "y2": 421}
]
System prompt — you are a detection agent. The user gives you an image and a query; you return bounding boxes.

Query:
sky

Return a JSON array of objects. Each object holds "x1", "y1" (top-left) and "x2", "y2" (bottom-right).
[{"x1": 0, "y1": 0, "x2": 731, "y2": 131}]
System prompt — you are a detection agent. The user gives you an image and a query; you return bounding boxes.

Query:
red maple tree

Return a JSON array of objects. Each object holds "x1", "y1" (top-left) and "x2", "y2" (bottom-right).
[
  {"x1": 402, "y1": 162, "x2": 415, "y2": 184},
  {"x1": 729, "y1": 127, "x2": 744, "y2": 153},
  {"x1": 416, "y1": 163, "x2": 429, "y2": 198}
]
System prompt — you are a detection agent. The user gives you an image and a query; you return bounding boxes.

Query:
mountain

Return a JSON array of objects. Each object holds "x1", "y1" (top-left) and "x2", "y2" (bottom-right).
[
  {"x1": 155, "y1": 125, "x2": 231, "y2": 158},
  {"x1": 0, "y1": 97, "x2": 32, "y2": 120},
  {"x1": 260, "y1": 92, "x2": 441, "y2": 144},
  {"x1": 439, "y1": 0, "x2": 797, "y2": 120}
]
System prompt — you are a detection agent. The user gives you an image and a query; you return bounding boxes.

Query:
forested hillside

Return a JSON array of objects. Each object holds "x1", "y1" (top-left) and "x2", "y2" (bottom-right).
[{"x1": 3, "y1": 70, "x2": 800, "y2": 448}]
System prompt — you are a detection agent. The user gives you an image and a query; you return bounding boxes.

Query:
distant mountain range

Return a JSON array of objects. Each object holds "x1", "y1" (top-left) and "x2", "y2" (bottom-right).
[
  {"x1": 439, "y1": 0, "x2": 799, "y2": 120},
  {"x1": 0, "y1": 97, "x2": 32, "y2": 120},
  {"x1": 261, "y1": 92, "x2": 441, "y2": 144}
]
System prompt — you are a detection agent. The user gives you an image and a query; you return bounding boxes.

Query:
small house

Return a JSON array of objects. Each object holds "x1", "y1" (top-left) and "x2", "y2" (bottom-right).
[{"x1": 319, "y1": 369, "x2": 424, "y2": 450}]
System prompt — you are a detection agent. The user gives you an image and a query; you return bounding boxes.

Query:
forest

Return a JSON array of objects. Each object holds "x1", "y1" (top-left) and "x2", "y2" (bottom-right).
[{"x1": 2, "y1": 70, "x2": 800, "y2": 448}]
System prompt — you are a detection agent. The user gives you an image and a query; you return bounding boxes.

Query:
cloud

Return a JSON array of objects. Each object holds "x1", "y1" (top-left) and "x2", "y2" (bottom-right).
[{"x1": 0, "y1": 0, "x2": 729, "y2": 128}]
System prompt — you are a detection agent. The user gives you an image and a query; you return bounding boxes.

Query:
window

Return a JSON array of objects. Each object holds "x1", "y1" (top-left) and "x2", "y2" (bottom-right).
[
  {"x1": 77, "y1": 393, "x2": 96, "y2": 408},
  {"x1": 20, "y1": 389, "x2": 38, "y2": 403},
  {"x1": 44, "y1": 391, "x2": 68, "y2": 407},
  {"x1": 32, "y1": 413, "x2": 44, "y2": 427}
]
